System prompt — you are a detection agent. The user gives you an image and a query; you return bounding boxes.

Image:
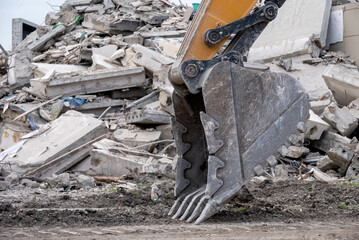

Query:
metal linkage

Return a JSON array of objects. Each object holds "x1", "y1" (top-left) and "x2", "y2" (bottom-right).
[
  {"x1": 181, "y1": 51, "x2": 243, "y2": 94},
  {"x1": 204, "y1": 1, "x2": 279, "y2": 47}
]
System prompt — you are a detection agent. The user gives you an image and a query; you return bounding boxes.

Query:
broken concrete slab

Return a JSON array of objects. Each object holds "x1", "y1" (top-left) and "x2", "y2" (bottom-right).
[
  {"x1": 125, "y1": 109, "x2": 171, "y2": 125},
  {"x1": 30, "y1": 67, "x2": 147, "y2": 98},
  {"x1": 1, "y1": 110, "x2": 106, "y2": 176},
  {"x1": 323, "y1": 102, "x2": 358, "y2": 137},
  {"x1": 322, "y1": 64, "x2": 359, "y2": 106},
  {"x1": 113, "y1": 128, "x2": 161, "y2": 152},
  {"x1": 305, "y1": 110, "x2": 330, "y2": 140},
  {"x1": 248, "y1": 0, "x2": 332, "y2": 62},
  {"x1": 311, "y1": 130, "x2": 355, "y2": 152},
  {"x1": 268, "y1": 59, "x2": 331, "y2": 101},
  {"x1": 26, "y1": 135, "x2": 106, "y2": 179},
  {"x1": 88, "y1": 138, "x2": 148, "y2": 176},
  {"x1": 28, "y1": 25, "x2": 66, "y2": 52},
  {"x1": 32, "y1": 63, "x2": 88, "y2": 77}
]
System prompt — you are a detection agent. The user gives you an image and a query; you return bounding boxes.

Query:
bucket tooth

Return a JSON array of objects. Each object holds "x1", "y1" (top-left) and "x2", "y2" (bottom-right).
[{"x1": 194, "y1": 201, "x2": 220, "y2": 225}]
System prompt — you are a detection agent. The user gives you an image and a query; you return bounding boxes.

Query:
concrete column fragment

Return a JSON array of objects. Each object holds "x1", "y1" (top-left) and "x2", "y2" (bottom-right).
[{"x1": 30, "y1": 67, "x2": 147, "y2": 98}]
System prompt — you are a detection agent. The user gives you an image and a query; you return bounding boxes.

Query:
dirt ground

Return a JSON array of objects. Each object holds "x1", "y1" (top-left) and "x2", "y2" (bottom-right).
[{"x1": 1, "y1": 174, "x2": 359, "y2": 239}]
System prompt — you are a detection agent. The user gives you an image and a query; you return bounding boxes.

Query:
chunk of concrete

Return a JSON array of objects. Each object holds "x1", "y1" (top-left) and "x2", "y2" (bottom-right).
[
  {"x1": 75, "y1": 174, "x2": 95, "y2": 188},
  {"x1": 28, "y1": 25, "x2": 66, "y2": 52},
  {"x1": 131, "y1": 44, "x2": 174, "y2": 86},
  {"x1": 1, "y1": 111, "x2": 106, "y2": 176},
  {"x1": 66, "y1": 97, "x2": 124, "y2": 117},
  {"x1": 125, "y1": 109, "x2": 171, "y2": 125},
  {"x1": 113, "y1": 128, "x2": 161, "y2": 152},
  {"x1": 89, "y1": 138, "x2": 148, "y2": 176},
  {"x1": 317, "y1": 155, "x2": 338, "y2": 172},
  {"x1": 248, "y1": 0, "x2": 332, "y2": 62},
  {"x1": 30, "y1": 67, "x2": 147, "y2": 98},
  {"x1": 305, "y1": 110, "x2": 330, "y2": 140},
  {"x1": 310, "y1": 98, "x2": 331, "y2": 115},
  {"x1": 322, "y1": 64, "x2": 359, "y2": 106},
  {"x1": 311, "y1": 131, "x2": 355, "y2": 152},
  {"x1": 82, "y1": 13, "x2": 111, "y2": 33},
  {"x1": 91, "y1": 45, "x2": 120, "y2": 70},
  {"x1": 327, "y1": 146, "x2": 355, "y2": 172},
  {"x1": 323, "y1": 102, "x2": 358, "y2": 137},
  {"x1": 346, "y1": 153, "x2": 359, "y2": 178}
]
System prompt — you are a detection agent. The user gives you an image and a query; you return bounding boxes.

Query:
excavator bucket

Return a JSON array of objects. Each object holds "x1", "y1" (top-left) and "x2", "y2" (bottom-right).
[{"x1": 169, "y1": 61, "x2": 310, "y2": 224}]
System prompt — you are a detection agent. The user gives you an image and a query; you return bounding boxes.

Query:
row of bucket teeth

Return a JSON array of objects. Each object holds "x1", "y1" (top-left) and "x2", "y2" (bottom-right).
[{"x1": 169, "y1": 186, "x2": 206, "y2": 223}]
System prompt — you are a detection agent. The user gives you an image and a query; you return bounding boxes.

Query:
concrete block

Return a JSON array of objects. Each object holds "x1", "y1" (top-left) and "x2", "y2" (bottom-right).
[
  {"x1": 89, "y1": 138, "x2": 148, "y2": 176},
  {"x1": 125, "y1": 109, "x2": 171, "y2": 125},
  {"x1": 124, "y1": 33, "x2": 144, "y2": 45},
  {"x1": 248, "y1": 0, "x2": 332, "y2": 62},
  {"x1": 323, "y1": 102, "x2": 358, "y2": 137},
  {"x1": 328, "y1": 146, "x2": 355, "y2": 172},
  {"x1": 131, "y1": 44, "x2": 173, "y2": 85},
  {"x1": 45, "y1": 12, "x2": 60, "y2": 25},
  {"x1": 278, "y1": 146, "x2": 309, "y2": 159},
  {"x1": 64, "y1": 0, "x2": 101, "y2": 6},
  {"x1": 30, "y1": 67, "x2": 147, "y2": 98},
  {"x1": 305, "y1": 110, "x2": 330, "y2": 140},
  {"x1": 28, "y1": 25, "x2": 66, "y2": 52},
  {"x1": 317, "y1": 155, "x2": 338, "y2": 172},
  {"x1": 322, "y1": 64, "x2": 359, "y2": 106},
  {"x1": 113, "y1": 128, "x2": 161, "y2": 152},
  {"x1": 12, "y1": 18, "x2": 37, "y2": 50},
  {"x1": 1, "y1": 110, "x2": 106, "y2": 176},
  {"x1": 8, "y1": 49, "x2": 33, "y2": 88},
  {"x1": 91, "y1": 45, "x2": 119, "y2": 70},
  {"x1": 311, "y1": 131, "x2": 354, "y2": 152}
]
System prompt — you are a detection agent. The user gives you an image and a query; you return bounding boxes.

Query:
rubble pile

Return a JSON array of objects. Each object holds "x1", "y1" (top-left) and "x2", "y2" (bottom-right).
[
  {"x1": 1, "y1": 0, "x2": 359, "y2": 197},
  {"x1": 0, "y1": 0, "x2": 188, "y2": 191}
]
